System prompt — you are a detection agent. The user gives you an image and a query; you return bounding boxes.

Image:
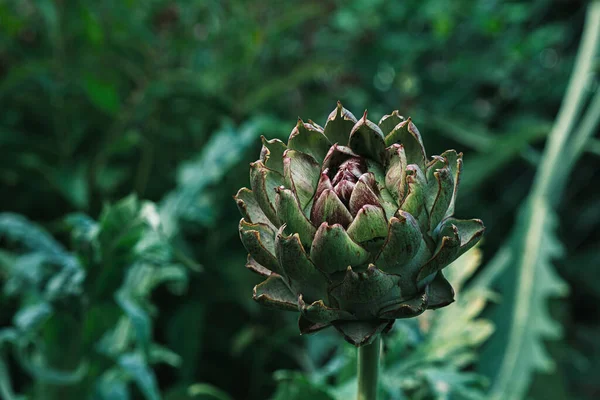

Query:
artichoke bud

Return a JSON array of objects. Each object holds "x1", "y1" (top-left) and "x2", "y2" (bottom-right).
[{"x1": 235, "y1": 102, "x2": 485, "y2": 346}]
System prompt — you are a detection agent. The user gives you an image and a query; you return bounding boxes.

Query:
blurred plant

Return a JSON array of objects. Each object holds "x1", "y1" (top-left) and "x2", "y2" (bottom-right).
[
  {"x1": 0, "y1": 113, "x2": 280, "y2": 399},
  {"x1": 0, "y1": 196, "x2": 190, "y2": 400},
  {"x1": 0, "y1": 212, "x2": 86, "y2": 400}
]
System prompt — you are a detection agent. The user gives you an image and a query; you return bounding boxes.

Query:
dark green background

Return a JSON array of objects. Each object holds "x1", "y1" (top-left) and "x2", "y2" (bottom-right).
[{"x1": 0, "y1": 1, "x2": 598, "y2": 399}]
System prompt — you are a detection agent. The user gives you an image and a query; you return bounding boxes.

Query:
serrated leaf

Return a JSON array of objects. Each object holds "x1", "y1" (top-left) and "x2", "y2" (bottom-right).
[
  {"x1": 472, "y1": 3, "x2": 600, "y2": 396},
  {"x1": 475, "y1": 201, "x2": 568, "y2": 400}
]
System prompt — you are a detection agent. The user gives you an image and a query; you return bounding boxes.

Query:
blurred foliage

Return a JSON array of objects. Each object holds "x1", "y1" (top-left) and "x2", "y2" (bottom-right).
[{"x1": 0, "y1": 0, "x2": 599, "y2": 399}]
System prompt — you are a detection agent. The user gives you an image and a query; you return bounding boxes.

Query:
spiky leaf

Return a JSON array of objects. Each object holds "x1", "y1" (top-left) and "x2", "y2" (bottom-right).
[{"x1": 475, "y1": 201, "x2": 568, "y2": 400}]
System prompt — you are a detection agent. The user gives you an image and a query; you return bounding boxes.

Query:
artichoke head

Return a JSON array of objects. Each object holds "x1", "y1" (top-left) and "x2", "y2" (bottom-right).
[{"x1": 235, "y1": 102, "x2": 484, "y2": 346}]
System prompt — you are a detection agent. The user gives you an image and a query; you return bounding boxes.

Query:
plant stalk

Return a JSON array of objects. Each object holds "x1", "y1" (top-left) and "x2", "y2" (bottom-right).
[
  {"x1": 357, "y1": 335, "x2": 381, "y2": 400},
  {"x1": 533, "y1": 0, "x2": 600, "y2": 202}
]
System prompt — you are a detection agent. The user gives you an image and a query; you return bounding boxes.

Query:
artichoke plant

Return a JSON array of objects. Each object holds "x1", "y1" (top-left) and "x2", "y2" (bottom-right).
[{"x1": 235, "y1": 102, "x2": 484, "y2": 347}]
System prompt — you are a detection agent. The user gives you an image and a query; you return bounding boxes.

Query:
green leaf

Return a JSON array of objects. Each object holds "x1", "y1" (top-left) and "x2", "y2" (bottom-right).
[
  {"x1": 400, "y1": 164, "x2": 428, "y2": 233},
  {"x1": 97, "y1": 195, "x2": 146, "y2": 259},
  {"x1": 373, "y1": 247, "x2": 493, "y2": 399},
  {"x1": 0, "y1": 213, "x2": 85, "y2": 298},
  {"x1": 234, "y1": 187, "x2": 274, "y2": 227},
  {"x1": 187, "y1": 383, "x2": 234, "y2": 400},
  {"x1": 428, "y1": 168, "x2": 454, "y2": 231},
  {"x1": 384, "y1": 144, "x2": 407, "y2": 201},
  {"x1": 323, "y1": 101, "x2": 358, "y2": 145},
  {"x1": 149, "y1": 344, "x2": 182, "y2": 367},
  {"x1": 425, "y1": 272, "x2": 454, "y2": 309},
  {"x1": 298, "y1": 296, "x2": 354, "y2": 325},
  {"x1": 253, "y1": 274, "x2": 297, "y2": 311},
  {"x1": 282, "y1": 149, "x2": 321, "y2": 210},
  {"x1": 332, "y1": 319, "x2": 390, "y2": 347},
  {"x1": 275, "y1": 229, "x2": 328, "y2": 303},
  {"x1": 348, "y1": 111, "x2": 386, "y2": 164},
  {"x1": 378, "y1": 110, "x2": 404, "y2": 137},
  {"x1": 118, "y1": 352, "x2": 161, "y2": 400},
  {"x1": 275, "y1": 187, "x2": 316, "y2": 249},
  {"x1": 96, "y1": 317, "x2": 134, "y2": 358},
  {"x1": 330, "y1": 266, "x2": 399, "y2": 319},
  {"x1": 15, "y1": 343, "x2": 88, "y2": 384},
  {"x1": 310, "y1": 222, "x2": 369, "y2": 274},
  {"x1": 95, "y1": 368, "x2": 130, "y2": 400},
  {"x1": 346, "y1": 205, "x2": 387, "y2": 246},
  {"x1": 272, "y1": 371, "x2": 335, "y2": 400},
  {"x1": 115, "y1": 290, "x2": 152, "y2": 355},
  {"x1": 421, "y1": 368, "x2": 488, "y2": 400},
  {"x1": 379, "y1": 292, "x2": 428, "y2": 319},
  {"x1": 287, "y1": 120, "x2": 331, "y2": 164},
  {"x1": 0, "y1": 213, "x2": 68, "y2": 256},
  {"x1": 423, "y1": 250, "x2": 494, "y2": 367},
  {"x1": 384, "y1": 118, "x2": 426, "y2": 169},
  {"x1": 161, "y1": 117, "x2": 279, "y2": 234},
  {"x1": 417, "y1": 225, "x2": 460, "y2": 281},
  {"x1": 13, "y1": 302, "x2": 52, "y2": 332},
  {"x1": 475, "y1": 202, "x2": 568, "y2": 400},
  {"x1": 260, "y1": 137, "x2": 287, "y2": 174},
  {"x1": 375, "y1": 212, "x2": 421, "y2": 278},
  {"x1": 239, "y1": 219, "x2": 280, "y2": 274},
  {"x1": 249, "y1": 160, "x2": 284, "y2": 226},
  {"x1": 83, "y1": 75, "x2": 121, "y2": 115}
]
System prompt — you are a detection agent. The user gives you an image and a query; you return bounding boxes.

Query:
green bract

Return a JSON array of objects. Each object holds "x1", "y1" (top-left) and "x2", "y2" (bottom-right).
[{"x1": 235, "y1": 102, "x2": 484, "y2": 346}]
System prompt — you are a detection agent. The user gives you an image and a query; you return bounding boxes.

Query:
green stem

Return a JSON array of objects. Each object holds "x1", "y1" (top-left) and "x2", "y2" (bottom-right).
[
  {"x1": 533, "y1": 0, "x2": 600, "y2": 202},
  {"x1": 357, "y1": 335, "x2": 381, "y2": 400},
  {"x1": 562, "y1": 88, "x2": 600, "y2": 181}
]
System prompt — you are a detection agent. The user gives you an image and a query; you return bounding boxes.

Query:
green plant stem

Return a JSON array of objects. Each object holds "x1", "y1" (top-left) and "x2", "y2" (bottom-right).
[
  {"x1": 562, "y1": 89, "x2": 600, "y2": 179},
  {"x1": 473, "y1": 0, "x2": 600, "y2": 290},
  {"x1": 534, "y1": 0, "x2": 600, "y2": 202},
  {"x1": 357, "y1": 335, "x2": 381, "y2": 400}
]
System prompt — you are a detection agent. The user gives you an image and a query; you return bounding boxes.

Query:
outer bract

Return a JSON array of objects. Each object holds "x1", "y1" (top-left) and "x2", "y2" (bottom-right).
[{"x1": 235, "y1": 102, "x2": 484, "y2": 346}]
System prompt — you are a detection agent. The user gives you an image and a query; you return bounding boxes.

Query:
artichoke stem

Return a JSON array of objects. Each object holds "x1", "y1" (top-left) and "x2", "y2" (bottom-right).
[{"x1": 357, "y1": 334, "x2": 381, "y2": 400}]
